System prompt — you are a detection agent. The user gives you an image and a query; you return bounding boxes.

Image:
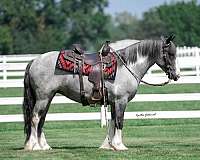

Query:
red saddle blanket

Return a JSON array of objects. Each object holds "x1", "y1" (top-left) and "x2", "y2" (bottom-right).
[{"x1": 56, "y1": 50, "x2": 117, "y2": 80}]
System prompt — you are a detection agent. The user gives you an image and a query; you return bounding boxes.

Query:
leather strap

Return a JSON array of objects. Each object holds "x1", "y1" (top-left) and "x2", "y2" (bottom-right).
[{"x1": 78, "y1": 57, "x2": 88, "y2": 106}]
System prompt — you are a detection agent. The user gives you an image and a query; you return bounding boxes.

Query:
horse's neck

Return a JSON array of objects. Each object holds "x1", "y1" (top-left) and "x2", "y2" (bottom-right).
[
  {"x1": 127, "y1": 48, "x2": 161, "y2": 81},
  {"x1": 127, "y1": 56, "x2": 155, "y2": 81},
  {"x1": 126, "y1": 40, "x2": 162, "y2": 81}
]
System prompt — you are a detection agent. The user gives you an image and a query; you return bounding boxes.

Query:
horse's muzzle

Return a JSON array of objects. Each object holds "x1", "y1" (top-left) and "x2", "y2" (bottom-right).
[
  {"x1": 168, "y1": 71, "x2": 180, "y2": 81},
  {"x1": 172, "y1": 74, "x2": 180, "y2": 81}
]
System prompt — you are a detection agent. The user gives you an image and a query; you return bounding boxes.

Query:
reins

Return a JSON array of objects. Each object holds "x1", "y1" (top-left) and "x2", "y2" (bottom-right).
[{"x1": 109, "y1": 45, "x2": 171, "y2": 87}]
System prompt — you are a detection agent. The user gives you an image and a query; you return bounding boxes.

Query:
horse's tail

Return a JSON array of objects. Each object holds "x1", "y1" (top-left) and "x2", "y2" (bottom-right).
[{"x1": 22, "y1": 60, "x2": 35, "y2": 140}]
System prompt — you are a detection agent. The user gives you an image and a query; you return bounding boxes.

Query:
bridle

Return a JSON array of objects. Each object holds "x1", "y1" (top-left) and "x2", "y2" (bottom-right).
[
  {"x1": 108, "y1": 41, "x2": 175, "y2": 86},
  {"x1": 162, "y1": 40, "x2": 177, "y2": 81}
]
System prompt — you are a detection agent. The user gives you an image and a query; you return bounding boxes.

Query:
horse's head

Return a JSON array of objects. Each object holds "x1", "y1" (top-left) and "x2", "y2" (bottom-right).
[{"x1": 156, "y1": 35, "x2": 180, "y2": 81}]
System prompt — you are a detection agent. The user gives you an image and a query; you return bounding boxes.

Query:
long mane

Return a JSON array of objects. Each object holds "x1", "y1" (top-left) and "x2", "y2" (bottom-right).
[{"x1": 116, "y1": 40, "x2": 162, "y2": 64}]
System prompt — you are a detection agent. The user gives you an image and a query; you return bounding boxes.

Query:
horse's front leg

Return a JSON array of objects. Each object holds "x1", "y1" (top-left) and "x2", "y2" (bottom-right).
[
  {"x1": 110, "y1": 100, "x2": 128, "y2": 150},
  {"x1": 100, "y1": 99, "x2": 128, "y2": 151}
]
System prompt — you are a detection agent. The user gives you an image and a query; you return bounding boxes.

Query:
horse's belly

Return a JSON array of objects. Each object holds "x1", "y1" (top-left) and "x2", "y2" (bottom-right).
[{"x1": 57, "y1": 75, "x2": 93, "y2": 103}]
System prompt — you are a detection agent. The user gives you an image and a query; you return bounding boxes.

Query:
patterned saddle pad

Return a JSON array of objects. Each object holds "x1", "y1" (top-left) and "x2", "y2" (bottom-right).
[{"x1": 56, "y1": 50, "x2": 117, "y2": 80}]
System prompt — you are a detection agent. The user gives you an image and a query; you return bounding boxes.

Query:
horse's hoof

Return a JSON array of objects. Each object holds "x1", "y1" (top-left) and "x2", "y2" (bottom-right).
[
  {"x1": 24, "y1": 146, "x2": 32, "y2": 151},
  {"x1": 32, "y1": 143, "x2": 42, "y2": 150},
  {"x1": 41, "y1": 145, "x2": 52, "y2": 150},
  {"x1": 110, "y1": 143, "x2": 128, "y2": 151},
  {"x1": 24, "y1": 143, "x2": 39, "y2": 151},
  {"x1": 100, "y1": 137, "x2": 114, "y2": 150},
  {"x1": 99, "y1": 143, "x2": 114, "y2": 150},
  {"x1": 24, "y1": 143, "x2": 42, "y2": 151}
]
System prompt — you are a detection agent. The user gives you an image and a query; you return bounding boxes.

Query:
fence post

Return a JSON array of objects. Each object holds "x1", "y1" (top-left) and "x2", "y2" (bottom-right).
[
  {"x1": 195, "y1": 47, "x2": 200, "y2": 76},
  {"x1": 2, "y1": 56, "x2": 7, "y2": 81}
]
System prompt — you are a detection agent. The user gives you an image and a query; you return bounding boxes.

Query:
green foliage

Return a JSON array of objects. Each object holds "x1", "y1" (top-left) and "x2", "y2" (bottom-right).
[
  {"x1": 62, "y1": 0, "x2": 110, "y2": 50},
  {"x1": 0, "y1": 26, "x2": 13, "y2": 53},
  {"x1": 1, "y1": 0, "x2": 200, "y2": 54},
  {"x1": 0, "y1": 0, "x2": 110, "y2": 54},
  {"x1": 140, "y1": 0, "x2": 200, "y2": 47},
  {"x1": 111, "y1": 0, "x2": 200, "y2": 47},
  {"x1": 110, "y1": 12, "x2": 141, "y2": 41}
]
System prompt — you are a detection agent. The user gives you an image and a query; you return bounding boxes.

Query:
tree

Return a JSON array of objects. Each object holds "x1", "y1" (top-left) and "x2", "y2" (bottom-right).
[
  {"x1": 0, "y1": 26, "x2": 13, "y2": 53},
  {"x1": 0, "y1": 0, "x2": 110, "y2": 54},
  {"x1": 109, "y1": 12, "x2": 141, "y2": 41},
  {"x1": 140, "y1": 0, "x2": 200, "y2": 46},
  {"x1": 61, "y1": 0, "x2": 110, "y2": 50}
]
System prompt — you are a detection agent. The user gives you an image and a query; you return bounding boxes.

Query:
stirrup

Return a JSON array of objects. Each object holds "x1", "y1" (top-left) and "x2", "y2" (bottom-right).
[{"x1": 91, "y1": 90, "x2": 102, "y2": 101}]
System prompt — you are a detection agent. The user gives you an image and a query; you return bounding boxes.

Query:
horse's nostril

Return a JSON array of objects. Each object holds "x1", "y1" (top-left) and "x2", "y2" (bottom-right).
[{"x1": 174, "y1": 74, "x2": 180, "y2": 81}]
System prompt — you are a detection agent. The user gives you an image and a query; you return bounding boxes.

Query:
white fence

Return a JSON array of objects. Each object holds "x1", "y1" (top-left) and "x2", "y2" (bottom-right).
[
  {"x1": 0, "y1": 47, "x2": 200, "y2": 87},
  {"x1": 0, "y1": 93, "x2": 200, "y2": 106},
  {"x1": 2, "y1": 111, "x2": 200, "y2": 123},
  {"x1": 0, "y1": 47, "x2": 200, "y2": 124},
  {"x1": 1, "y1": 93, "x2": 200, "y2": 124},
  {"x1": 0, "y1": 93, "x2": 200, "y2": 124}
]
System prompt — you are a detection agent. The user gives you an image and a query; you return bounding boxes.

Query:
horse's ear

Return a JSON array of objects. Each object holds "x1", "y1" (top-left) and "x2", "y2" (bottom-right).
[{"x1": 166, "y1": 35, "x2": 175, "y2": 44}]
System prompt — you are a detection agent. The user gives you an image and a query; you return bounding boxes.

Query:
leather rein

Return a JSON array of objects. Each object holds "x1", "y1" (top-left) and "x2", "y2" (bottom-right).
[{"x1": 109, "y1": 43, "x2": 172, "y2": 87}]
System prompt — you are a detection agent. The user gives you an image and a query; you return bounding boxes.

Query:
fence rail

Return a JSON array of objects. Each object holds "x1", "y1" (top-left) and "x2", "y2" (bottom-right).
[
  {"x1": 0, "y1": 93, "x2": 200, "y2": 106},
  {"x1": 0, "y1": 47, "x2": 200, "y2": 124},
  {"x1": 0, "y1": 93, "x2": 199, "y2": 124},
  {"x1": 0, "y1": 47, "x2": 200, "y2": 87},
  {"x1": 1, "y1": 111, "x2": 200, "y2": 123}
]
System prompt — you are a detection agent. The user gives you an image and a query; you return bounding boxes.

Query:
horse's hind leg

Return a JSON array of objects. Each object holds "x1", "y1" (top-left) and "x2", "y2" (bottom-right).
[
  {"x1": 38, "y1": 127, "x2": 51, "y2": 150},
  {"x1": 24, "y1": 98, "x2": 51, "y2": 150},
  {"x1": 24, "y1": 100, "x2": 42, "y2": 150},
  {"x1": 37, "y1": 97, "x2": 54, "y2": 150}
]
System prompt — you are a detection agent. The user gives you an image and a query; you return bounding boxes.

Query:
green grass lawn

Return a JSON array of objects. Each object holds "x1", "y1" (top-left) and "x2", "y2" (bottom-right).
[
  {"x1": 0, "y1": 119, "x2": 200, "y2": 160},
  {"x1": 0, "y1": 101, "x2": 200, "y2": 160},
  {"x1": 137, "y1": 83, "x2": 200, "y2": 94},
  {"x1": 0, "y1": 84, "x2": 200, "y2": 159}
]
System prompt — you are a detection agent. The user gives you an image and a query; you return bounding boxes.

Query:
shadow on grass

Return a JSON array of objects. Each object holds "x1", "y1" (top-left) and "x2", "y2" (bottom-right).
[
  {"x1": 53, "y1": 146, "x2": 99, "y2": 150},
  {"x1": 10, "y1": 146, "x2": 99, "y2": 151},
  {"x1": 12, "y1": 147, "x2": 24, "y2": 150}
]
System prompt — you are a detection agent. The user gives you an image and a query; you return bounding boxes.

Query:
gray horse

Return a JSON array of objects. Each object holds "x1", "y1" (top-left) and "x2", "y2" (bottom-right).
[{"x1": 23, "y1": 36, "x2": 179, "y2": 151}]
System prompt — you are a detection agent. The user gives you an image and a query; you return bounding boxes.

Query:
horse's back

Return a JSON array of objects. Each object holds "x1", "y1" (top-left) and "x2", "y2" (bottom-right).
[
  {"x1": 29, "y1": 51, "x2": 63, "y2": 92},
  {"x1": 34, "y1": 51, "x2": 59, "y2": 66},
  {"x1": 30, "y1": 51, "x2": 59, "y2": 73}
]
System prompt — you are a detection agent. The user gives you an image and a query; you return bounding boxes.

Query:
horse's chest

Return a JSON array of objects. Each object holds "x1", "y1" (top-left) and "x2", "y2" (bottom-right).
[{"x1": 108, "y1": 74, "x2": 138, "y2": 99}]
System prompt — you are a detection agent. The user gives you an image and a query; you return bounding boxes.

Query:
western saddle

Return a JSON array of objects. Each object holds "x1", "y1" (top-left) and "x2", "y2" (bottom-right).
[{"x1": 65, "y1": 41, "x2": 112, "y2": 106}]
